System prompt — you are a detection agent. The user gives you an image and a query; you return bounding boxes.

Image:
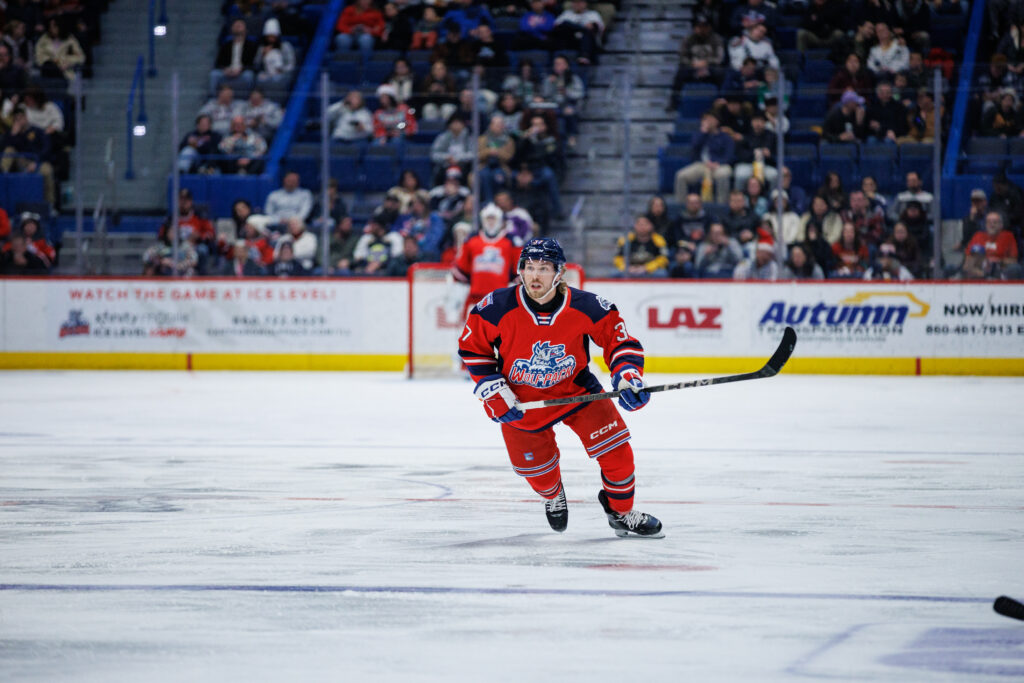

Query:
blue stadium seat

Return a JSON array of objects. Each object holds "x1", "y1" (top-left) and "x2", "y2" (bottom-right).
[
  {"x1": 930, "y1": 16, "x2": 961, "y2": 50},
  {"x1": 406, "y1": 49, "x2": 432, "y2": 65},
  {"x1": 329, "y1": 156, "x2": 362, "y2": 192},
  {"x1": 683, "y1": 83, "x2": 718, "y2": 98},
  {"x1": 667, "y1": 130, "x2": 692, "y2": 145},
  {"x1": 361, "y1": 61, "x2": 394, "y2": 88},
  {"x1": 803, "y1": 49, "x2": 831, "y2": 62},
  {"x1": 703, "y1": 202, "x2": 728, "y2": 219},
  {"x1": 859, "y1": 144, "x2": 898, "y2": 194},
  {"x1": 494, "y1": 16, "x2": 520, "y2": 34},
  {"x1": 361, "y1": 146, "x2": 398, "y2": 191},
  {"x1": 328, "y1": 60, "x2": 361, "y2": 86},
  {"x1": 804, "y1": 60, "x2": 836, "y2": 84},
  {"x1": 789, "y1": 117, "x2": 824, "y2": 134},
  {"x1": 658, "y1": 145, "x2": 691, "y2": 194},
  {"x1": 786, "y1": 130, "x2": 820, "y2": 145},
  {"x1": 776, "y1": 26, "x2": 796, "y2": 50},
  {"x1": 679, "y1": 95, "x2": 714, "y2": 119},
  {"x1": 410, "y1": 118, "x2": 445, "y2": 144},
  {"x1": 967, "y1": 137, "x2": 1008, "y2": 157},
  {"x1": 964, "y1": 158, "x2": 1006, "y2": 175},
  {"x1": 399, "y1": 143, "x2": 433, "y2": 187},
  {"x1": 784, "y1": 144, "x2": 818, "y2": 191},
  {"x1": 372, "y1": 50, "x2": 402, "y2": 64},
  {"x1": 819, "y1": 142, "x2": 859, "y2": 186},
  {"x1": 511, "y1": 49, "x2": 549, "y2": 68},
  {"x1": 0, "y1": 174, "x2": 44, "y2": 213},
  {"x1": 777, "y1": 50, "x2": 801, "y2": 70},
  {"x1": 963, "y1": 135, "x2": 1007, "y2": 174},
  {"x1": 787, "y1": 97, "x2": 828, "y2": 120},
  {"x1": 175, "y1": 175, "x2": 274, "y2": 218},
  {"x1": 1010, "y1": 139, "x2": 1024, "y2": 174},
  {"x1": 898, "y1": 143, "x2": 934, "y2": 187},
  {"x1": 286, "y1": 155, "x2": 319, "y2": 190}
]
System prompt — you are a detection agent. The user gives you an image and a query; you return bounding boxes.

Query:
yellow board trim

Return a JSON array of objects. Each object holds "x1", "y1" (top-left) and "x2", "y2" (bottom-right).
[
  {"x1": 0, "y1": 352, "x2": 406, "y2": 372},
  {"x1": 2, "y1": 353, "x2": 1024, "y2": 375},
  {"x1": 602, "y1": 357, "x2": 1024, "y2": 376}
]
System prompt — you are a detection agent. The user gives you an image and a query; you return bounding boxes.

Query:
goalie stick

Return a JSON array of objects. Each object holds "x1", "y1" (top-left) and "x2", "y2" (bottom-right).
[
  {"x1": 994, "y1": 596, "x2": 1024, "y2": 622},
  {"x1": 516, "y1": 326, "x2": 797, "y2": 411}
]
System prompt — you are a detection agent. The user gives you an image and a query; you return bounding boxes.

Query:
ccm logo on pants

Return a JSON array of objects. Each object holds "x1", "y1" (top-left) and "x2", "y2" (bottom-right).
[{"x1": 590, "y1": 421, "x2": 619, "y2": 440}]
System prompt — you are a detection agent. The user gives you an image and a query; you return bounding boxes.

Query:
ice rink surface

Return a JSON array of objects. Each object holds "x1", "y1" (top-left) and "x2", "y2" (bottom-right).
[{"x1": 2, "y1": 369, "x2": 1023, "y2": 682}]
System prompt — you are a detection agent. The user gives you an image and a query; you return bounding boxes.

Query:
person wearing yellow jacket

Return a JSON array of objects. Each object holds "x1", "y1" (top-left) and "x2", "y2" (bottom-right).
[{"x1": 613, "y1": 215, "x2": 669, "y2": 277}]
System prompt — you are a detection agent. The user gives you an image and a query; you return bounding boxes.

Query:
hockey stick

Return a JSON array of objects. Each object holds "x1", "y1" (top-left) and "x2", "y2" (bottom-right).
[
  {"x1": 516, "y1": 326, "x2": 797, "y2": 411},
  {"x1": 994, "y1": 596, "x2": 1024, "y2": 621}
]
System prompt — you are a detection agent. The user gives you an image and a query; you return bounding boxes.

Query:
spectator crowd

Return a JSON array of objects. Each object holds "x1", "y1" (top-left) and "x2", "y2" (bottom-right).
[
  {"x1": 150, "y1": 0, "x2": 625, "y2": 278},
  {"x1": 4, "y1": 0, "x2": 1023, "y2": 282},
  {"x1": 615, "y1": 163, "x2": 1024, "y2": 281}
]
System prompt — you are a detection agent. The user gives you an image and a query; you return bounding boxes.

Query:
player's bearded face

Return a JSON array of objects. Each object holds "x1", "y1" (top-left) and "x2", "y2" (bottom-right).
[{"x1": 522, "y1": 260, "x2": 557, "y2": 300}]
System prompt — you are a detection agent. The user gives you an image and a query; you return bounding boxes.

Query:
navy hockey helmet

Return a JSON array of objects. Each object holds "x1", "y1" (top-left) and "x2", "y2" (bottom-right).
[{"x1": 518, "y1": 237, "x2": 567, "y2": 272}]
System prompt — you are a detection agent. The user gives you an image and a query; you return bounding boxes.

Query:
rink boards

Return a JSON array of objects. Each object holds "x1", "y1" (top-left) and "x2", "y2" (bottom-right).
[{"x1": 1, "y1": 277, "x2": 1023, "y2": 374}]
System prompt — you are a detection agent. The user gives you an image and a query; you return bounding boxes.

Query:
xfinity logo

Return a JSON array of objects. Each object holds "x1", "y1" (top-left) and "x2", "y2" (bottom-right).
[
  {"x1": 647, "y1": 306, "x2": 722, "y2": 330},
  {"x1": 590, "y1": 421, "x2": 619, "y2": 440}
]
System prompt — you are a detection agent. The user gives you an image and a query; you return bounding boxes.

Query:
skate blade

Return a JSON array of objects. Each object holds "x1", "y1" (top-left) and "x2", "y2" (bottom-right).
[{"x1": 614, "y1": 529, "x2": 666, "y2": 539}]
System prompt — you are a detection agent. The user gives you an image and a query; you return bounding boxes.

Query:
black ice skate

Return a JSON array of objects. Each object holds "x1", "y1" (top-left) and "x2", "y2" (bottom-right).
[
  {"x1": 598, "y1": 490, "x2": 664, "y2": 538},
  {"x1": 544, "y1": 489, "x2": 568, "y2": 532}
]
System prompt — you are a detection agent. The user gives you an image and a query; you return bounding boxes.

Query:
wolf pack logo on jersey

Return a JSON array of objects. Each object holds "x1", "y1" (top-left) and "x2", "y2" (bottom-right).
[
  {"x1": 59, "y1": 310, "x2": 90, "y2": 338},
  {"x1": 596, "y1": 295, "x2": 613, "y2": 311},
  {"x1": 508, "y1": 340, "x2": 577, "y2": 388},
  {"x1": 475, "y1": 292, "x2": 494, "y2": 311}
]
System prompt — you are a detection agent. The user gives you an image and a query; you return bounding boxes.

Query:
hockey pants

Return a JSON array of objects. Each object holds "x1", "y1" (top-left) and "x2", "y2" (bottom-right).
[{"x1": 500, "y1": 398, "x2": 636, "y2": 513}]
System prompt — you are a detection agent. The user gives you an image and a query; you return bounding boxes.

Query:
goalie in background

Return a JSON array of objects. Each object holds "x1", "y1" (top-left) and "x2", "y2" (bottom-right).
[{"x1": 446, "y1": 202, "x2": 520, "y2": 323}]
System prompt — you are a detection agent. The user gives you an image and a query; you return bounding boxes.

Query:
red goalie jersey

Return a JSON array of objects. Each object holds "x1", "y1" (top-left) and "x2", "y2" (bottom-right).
[
  {"x1": 452, "y1": 234, "x2": 520, "y2": 299},
  {"x1": 458, "y1": 285, "x2": 645, "y2": 432}
]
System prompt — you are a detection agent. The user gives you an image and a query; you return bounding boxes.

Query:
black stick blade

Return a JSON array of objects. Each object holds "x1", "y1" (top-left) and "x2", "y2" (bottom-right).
[
  {"x1": 994, "y1": 596, "x2": 1024, "y2": 621},
  {"x1": 761, "y1": 326, "x2": 798, "y2": 377}
]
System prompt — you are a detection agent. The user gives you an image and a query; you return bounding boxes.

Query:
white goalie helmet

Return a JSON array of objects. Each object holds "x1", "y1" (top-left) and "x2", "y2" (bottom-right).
[{"x1": 479, "y1": 202, "x2": 505, "y2": 239}]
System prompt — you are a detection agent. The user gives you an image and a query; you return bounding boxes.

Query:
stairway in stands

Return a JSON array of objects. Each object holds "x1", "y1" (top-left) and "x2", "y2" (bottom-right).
[
  {"x1": 554, "y1": 0, "x2": 692, "y2": 276},
  {"x1": 59, "y1": 0, "x2": 222, "y2": 273},
  {"x1": 70, "y1": 0, "x2": 222, "y2": 214}
]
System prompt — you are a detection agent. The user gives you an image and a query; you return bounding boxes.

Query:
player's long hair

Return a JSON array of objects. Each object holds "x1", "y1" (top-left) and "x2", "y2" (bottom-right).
[{"x1": 556, "y1": 267, "x2": 568, "y2": 295}]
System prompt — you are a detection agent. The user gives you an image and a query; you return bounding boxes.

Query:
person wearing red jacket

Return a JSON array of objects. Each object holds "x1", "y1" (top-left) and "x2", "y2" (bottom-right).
[
  {"x1": 964, "y1": 211, "x2": 1022, "y2": 279},
  {"x1": 372, "y1": 84, "x2": 417, "y2": 143},
  {"x1": 0, "y1": 206, "x2": 10, "y2": 243},
  {"x1": 458, "y1": 237, "x2": 664, "y2": 538},
  {"x1": 334, "y1": 0, "x2": 385, "y2": 61},
  {"x1": 240, "y1": 215, "x2": 275, "y2": 267},
  {"x1": 2, "y1": 212, "x2": 55, "y2": 267}
]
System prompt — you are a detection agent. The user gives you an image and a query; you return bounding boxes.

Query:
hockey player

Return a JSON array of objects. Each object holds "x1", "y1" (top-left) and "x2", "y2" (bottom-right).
[
  {"x1": 458, "y1": 237, "x2": 663, "y2": 538},
  {"x1": 449, "y1": 202, "x2": 520, "y2": 322}
]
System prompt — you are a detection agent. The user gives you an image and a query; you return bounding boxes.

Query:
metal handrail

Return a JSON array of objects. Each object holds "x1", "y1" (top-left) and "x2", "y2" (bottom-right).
[
  {"x1": 125, "y1": 56, "x2": 147, "y2": 180},
  {"x1": 147, "y1": 0, "x2": 157, "y2": 77}
]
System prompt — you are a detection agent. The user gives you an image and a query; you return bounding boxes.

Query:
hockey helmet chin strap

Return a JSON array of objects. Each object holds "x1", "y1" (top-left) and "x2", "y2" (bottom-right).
[{"x1": 520, "y1": 259, "x2": 563, "y2": 301}]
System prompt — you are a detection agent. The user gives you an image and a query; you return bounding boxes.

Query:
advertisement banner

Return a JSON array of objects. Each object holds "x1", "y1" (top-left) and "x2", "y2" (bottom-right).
[
  {"x1": 587, "y1": 281, "x2": 1024, "y2": 369},
  {"x1": 4, "y1": 279, "x2": 407, "y2": 356},
  {"x1": 3, "y1": 278, "x2": 1024, "y2": 374}
]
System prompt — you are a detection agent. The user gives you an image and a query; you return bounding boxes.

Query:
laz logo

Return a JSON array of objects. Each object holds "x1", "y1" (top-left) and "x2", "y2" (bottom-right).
[
  {"x1": 647, "y1": 306, "x2": 722, "y2": 330},
  {"x1": 590, "y1": 421, "x2": 619, "y2": 440}
]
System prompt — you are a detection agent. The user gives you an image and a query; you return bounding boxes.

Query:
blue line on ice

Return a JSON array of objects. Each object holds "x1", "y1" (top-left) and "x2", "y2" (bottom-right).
[{"x1": 0, "y1": 584, "x2": 991, "y2": 603}]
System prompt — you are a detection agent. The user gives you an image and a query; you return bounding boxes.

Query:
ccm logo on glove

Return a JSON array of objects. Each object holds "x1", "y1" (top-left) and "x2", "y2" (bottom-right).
[{"x1": 474, "y1": 375, "x2": 525, "y2": 424}]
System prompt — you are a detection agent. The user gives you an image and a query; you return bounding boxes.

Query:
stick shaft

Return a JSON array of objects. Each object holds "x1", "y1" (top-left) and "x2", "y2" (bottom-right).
[{"x1": 516, "y1": 326, "x2": 796, "y2": 411}]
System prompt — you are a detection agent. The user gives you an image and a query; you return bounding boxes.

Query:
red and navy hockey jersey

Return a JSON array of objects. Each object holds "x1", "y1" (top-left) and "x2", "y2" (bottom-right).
[{"x1": 458, "y1": 285, "x2": 645, "y2": 432}]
